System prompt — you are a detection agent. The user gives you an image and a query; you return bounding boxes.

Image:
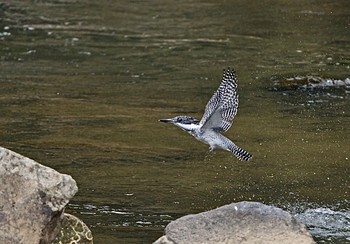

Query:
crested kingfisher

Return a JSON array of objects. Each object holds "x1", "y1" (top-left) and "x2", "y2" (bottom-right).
[{"x1": 160, "y1": 67, "x2": 252, "y2": 161}]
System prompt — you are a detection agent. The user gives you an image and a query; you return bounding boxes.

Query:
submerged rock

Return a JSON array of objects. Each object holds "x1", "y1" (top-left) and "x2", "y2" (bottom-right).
[
  {"x1": 0, "y1": 146, "x2": 87, "y2": 243},
  {"x1": 154, "y1": 201, "x2": 315, "y2": 244},
  {"x1": 271, "y1": 75, "x2": 350, "y2": 91}
]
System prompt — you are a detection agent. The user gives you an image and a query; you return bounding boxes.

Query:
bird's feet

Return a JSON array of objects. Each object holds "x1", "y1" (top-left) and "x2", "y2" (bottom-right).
[{"x1": 204, "y1": 149, "x2": 214, "y2": 161}]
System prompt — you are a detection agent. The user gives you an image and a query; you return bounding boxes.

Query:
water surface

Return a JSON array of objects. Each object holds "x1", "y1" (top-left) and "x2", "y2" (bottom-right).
[{"x1": 0, "y1": 0, "x2": 349, "y2": 243}]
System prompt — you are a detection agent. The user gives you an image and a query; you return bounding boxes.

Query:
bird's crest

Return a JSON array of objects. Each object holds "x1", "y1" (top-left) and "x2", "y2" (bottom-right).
[{"x1": 175, "y1": 116, "x2": 199, "y2": 125}]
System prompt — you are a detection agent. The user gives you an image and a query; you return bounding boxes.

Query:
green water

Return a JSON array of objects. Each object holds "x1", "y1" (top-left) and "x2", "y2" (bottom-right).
[{"x1": 1, "y1": 0, "x2": 349, "y2": 243}]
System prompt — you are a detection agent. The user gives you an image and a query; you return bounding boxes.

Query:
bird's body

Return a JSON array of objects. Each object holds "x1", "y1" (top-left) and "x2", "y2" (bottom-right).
[{"x1": 160, "y1": 68, "x2": 252, "y2": 161}]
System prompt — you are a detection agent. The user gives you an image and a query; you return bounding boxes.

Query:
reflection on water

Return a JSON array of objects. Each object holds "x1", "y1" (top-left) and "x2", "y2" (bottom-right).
[{"x1": 1, "y1": 0, "x2": 349, "y2": 243}]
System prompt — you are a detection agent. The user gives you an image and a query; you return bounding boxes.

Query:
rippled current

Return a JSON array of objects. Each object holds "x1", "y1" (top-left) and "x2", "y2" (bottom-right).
[{"x1": 0, "y1": 1, "x2": 349, "y2": 243}]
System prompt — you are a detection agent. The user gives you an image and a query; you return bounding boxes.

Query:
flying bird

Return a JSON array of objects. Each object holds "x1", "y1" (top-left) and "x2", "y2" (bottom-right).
[{"x1": 160, "y1": 67, "x2": 252, "y2": 161}]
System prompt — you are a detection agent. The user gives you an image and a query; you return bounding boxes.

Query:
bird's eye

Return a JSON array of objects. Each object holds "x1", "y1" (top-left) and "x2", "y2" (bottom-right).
[{"x1": 177, "y1": 117, "x2": 182, "y2": 122}]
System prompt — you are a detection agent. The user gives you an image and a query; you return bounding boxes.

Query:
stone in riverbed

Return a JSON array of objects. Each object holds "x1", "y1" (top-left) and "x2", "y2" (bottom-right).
[
  {"x1": 154, "y1": 201, "x2": 315, "y2": 244},
  {"x1": 0, "y1": 146, "x2": 80, "y2": 243},
  {"x1": 53, "y1": 213, "x2": 93, "y2": 244}
]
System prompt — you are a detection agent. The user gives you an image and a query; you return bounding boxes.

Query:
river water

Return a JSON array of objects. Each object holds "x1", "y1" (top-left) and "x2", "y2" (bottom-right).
[{"x1": 1, "y1": 0, "x2": 349, "y2": 243}]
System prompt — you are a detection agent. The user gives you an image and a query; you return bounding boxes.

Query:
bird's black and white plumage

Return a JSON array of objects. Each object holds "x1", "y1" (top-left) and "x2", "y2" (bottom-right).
[{"x1": 160, "y1": 67, "x2": 252, "y2": 161}]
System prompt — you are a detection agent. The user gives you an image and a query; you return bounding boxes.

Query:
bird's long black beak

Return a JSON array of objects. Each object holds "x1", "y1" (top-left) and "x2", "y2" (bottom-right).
[{"x1": 159, "y1": 118, "x2": 175, "y2": 123}]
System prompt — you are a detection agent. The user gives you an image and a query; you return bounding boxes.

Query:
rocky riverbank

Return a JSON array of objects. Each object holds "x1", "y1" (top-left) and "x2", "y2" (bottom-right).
[
  {"x1": 0, "y1": 146, "x2": 92, "y2": 244},
  {"x1": 154, "y1": 201, "x2": 315, "y2": 244}
]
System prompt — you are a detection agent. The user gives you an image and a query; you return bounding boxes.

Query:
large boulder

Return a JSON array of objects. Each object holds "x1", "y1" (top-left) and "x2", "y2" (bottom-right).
[
  {"x1": 0, "y1": 146, "x2": 79, "y2": 243},
  {"x1": 154, "y1": 201, "x2": 315, "y2": 244}
]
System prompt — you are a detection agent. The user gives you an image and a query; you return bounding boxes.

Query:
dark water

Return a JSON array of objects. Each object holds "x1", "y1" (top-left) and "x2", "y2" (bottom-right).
[{"x1": 1, "y1": 0, "x2": 349, "y2": 243}]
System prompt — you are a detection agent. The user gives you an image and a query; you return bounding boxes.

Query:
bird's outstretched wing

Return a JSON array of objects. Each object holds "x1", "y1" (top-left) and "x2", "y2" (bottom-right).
[{"x1": 199, "y1": 67, "x2": 239, "y2": 132}]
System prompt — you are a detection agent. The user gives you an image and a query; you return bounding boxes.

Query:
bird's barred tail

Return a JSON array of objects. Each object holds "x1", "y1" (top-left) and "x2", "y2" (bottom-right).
[{"x1": 228, "y1": 144, "x2": 252, "y2": 161}]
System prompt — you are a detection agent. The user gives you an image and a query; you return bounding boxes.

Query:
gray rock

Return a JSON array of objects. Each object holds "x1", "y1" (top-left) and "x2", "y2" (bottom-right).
[
  {"x1": 0, "y1": 146, "x2": 78, "y2": 244},
  {"x1": 154, "y1": 201, "x2": 315, "y2": 244}
]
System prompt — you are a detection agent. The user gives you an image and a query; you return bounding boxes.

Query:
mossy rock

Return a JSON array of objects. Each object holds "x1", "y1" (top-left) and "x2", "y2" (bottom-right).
[{"x1": 53, "y1": 213, "x2": 93, "y2": 244}]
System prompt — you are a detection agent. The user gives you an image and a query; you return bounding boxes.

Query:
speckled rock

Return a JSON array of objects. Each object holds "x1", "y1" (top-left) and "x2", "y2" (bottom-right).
[
  {"x1": 53, "y1": 213, "x2": 93, "y2": 244},
  {"x1": 0, "y1": 146, "x2": 78, "y2": 244},
  {"x1": 154, "y1": 201, "x2": 315, "y2": 244}
]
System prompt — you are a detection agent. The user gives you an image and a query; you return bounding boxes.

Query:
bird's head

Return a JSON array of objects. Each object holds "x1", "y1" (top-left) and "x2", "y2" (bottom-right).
[{"x1": 159, "y1": 116, "x2": 200, "y2": 132}]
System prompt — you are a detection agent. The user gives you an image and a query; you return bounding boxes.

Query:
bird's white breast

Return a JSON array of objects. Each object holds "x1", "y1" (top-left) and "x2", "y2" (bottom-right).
[{"x1": 175, "y1": 123, "x2": 201, "y2": 132}]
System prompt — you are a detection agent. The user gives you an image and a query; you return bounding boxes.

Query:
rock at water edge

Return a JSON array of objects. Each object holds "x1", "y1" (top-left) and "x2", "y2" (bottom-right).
[
  {"x1": 154, "y1": 201, "x2": 315, "y2": 244},
  {"x1": 0, "y1": 146, "x2": 78, "y2": 244}
]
